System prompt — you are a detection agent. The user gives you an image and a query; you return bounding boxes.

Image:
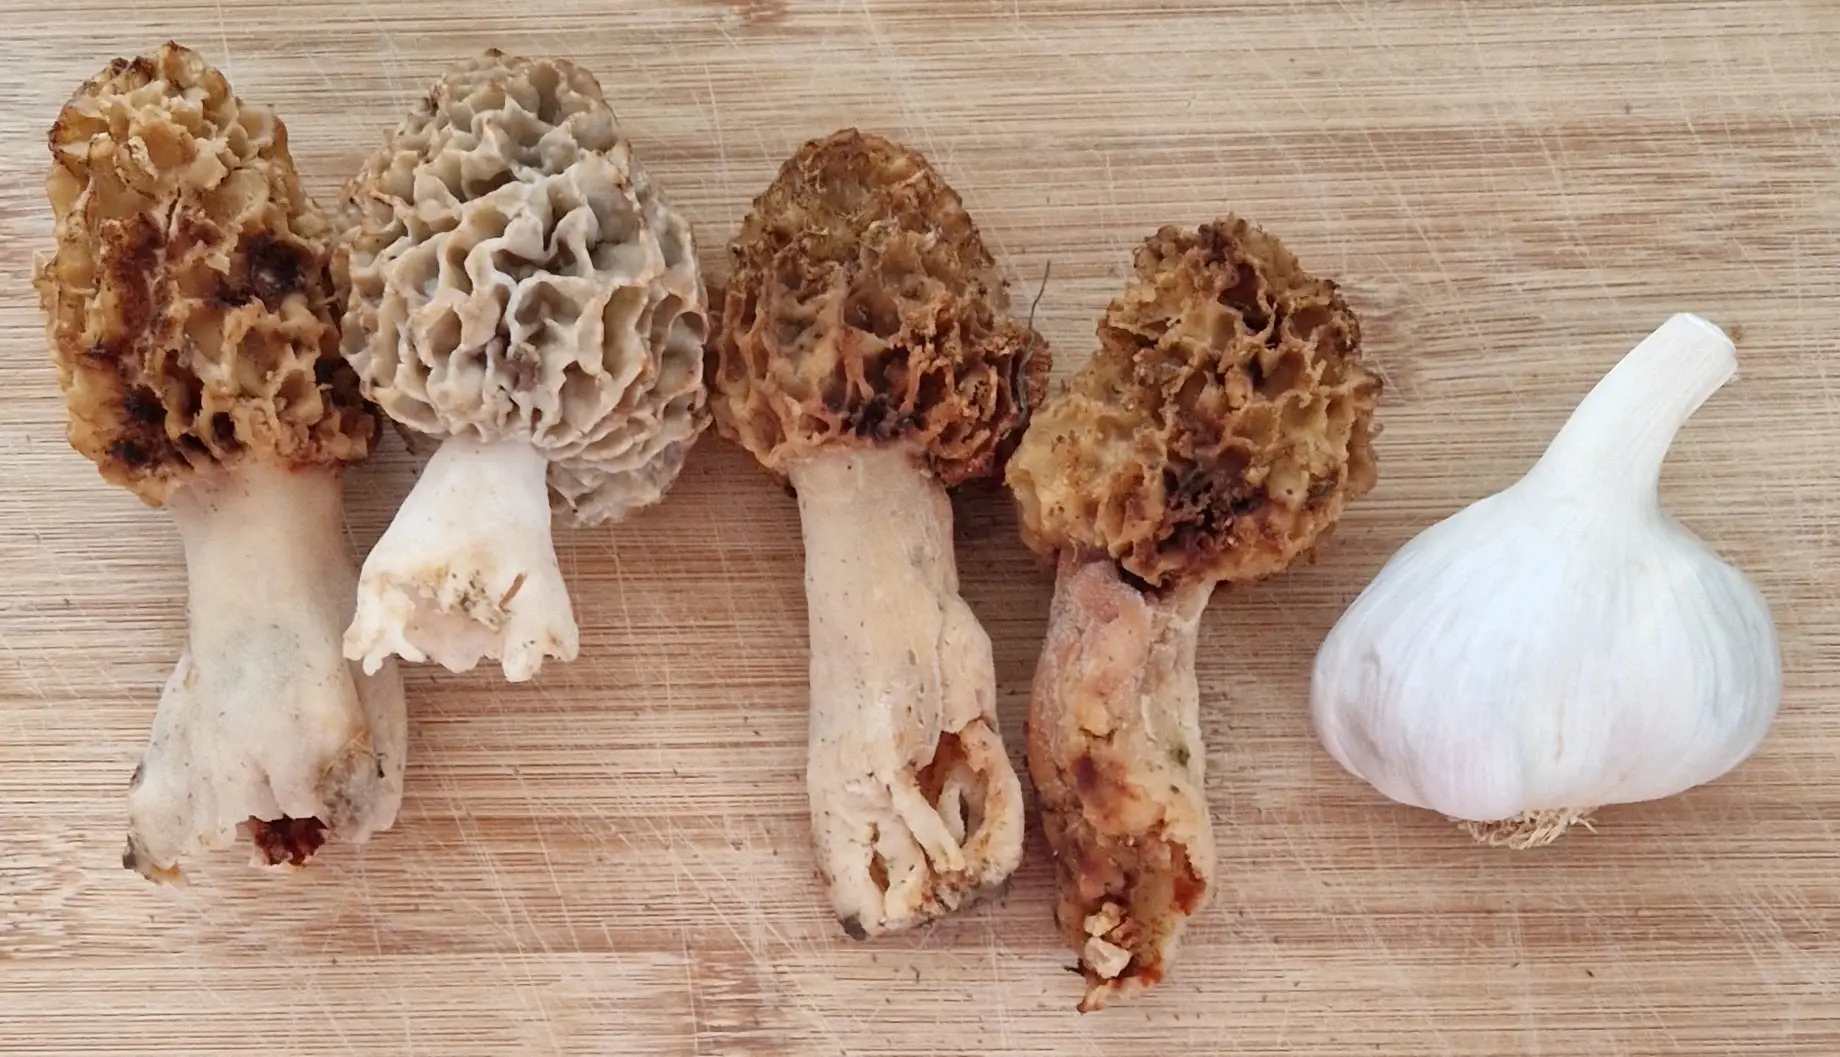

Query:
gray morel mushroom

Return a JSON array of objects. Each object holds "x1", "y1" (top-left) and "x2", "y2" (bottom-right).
[
  {"x1": 1006, "y1": 218, "x2": 1382, "y2": 1009},
  {"x1": 707, "y1": 129, "x2": 1051, "y2": 937},
  {"x1": 337, "y1": 50, "x2": 708, "y2": 682},
  {"x1": 34, "y1": 42, "x2": 407, "y2": 882}
]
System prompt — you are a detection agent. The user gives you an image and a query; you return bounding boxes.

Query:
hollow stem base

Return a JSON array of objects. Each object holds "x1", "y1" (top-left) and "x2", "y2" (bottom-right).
[
  {"x1": 124, "y1": 461, "x2": 407, "y2": 882},
  {"x1": 789, "y1": 445, "x2": 1025, "y2": 938}
]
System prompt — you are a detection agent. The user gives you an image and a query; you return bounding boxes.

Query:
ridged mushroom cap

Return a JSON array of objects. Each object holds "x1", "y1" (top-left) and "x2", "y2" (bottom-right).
[
  {"x1": 706, "y1": 128, "x2": 1050, "y2": 486},
  {"x1": 1006, "y1": 217, "x2": 1382, "y2": 588},
  {"x1": 35, "y1": 41, "x2": 375, "y2": 506},
  {"x1": 337, "y1": 49, "x2": 708, "y2": 525}
]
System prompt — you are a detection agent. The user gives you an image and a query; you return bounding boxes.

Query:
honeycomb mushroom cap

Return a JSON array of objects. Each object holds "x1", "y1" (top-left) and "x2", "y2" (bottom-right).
[
  {"x1": 1007, "y1": 217, "x2": 1382, "y2": 588},
  {"x1": 707, "y1": 128, "x2": 1050, "y2": 487},
  {"x1": 337, "y1": 49, "x2": 708, "y2": 524},
  {"x1": 34, "y1": 41, "x2": 376, "y2": 507}
]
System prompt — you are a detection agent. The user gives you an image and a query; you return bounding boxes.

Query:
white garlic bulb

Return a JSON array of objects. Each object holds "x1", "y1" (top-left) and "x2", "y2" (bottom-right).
[{"x1": 1309, "y1": 313, "x2": 1782, "y2": 848}]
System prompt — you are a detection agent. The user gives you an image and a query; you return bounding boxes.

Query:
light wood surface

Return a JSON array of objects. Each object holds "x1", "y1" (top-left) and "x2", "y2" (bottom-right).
[{"x1": 4, "y1": 2, "x2": 1838, "y2": 1053}]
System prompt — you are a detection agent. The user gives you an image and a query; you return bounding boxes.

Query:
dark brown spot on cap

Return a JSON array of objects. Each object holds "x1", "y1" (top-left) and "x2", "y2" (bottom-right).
[
  {"x1": 244, "y1": 233, "x2": 308, "y2": 308},
  {"x1": 123, "y1": 387, "x2": 165, "y2": 424},
  {"x1": 109, "y1": 439, "x2": 149, "y2": 467}
]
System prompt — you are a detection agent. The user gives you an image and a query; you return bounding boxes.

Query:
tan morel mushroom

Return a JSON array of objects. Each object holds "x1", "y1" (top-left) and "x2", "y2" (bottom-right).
[
  {"x1": 33, "y1": 42, "x2": 407, "y2": 882},
  {"x1": 337, "y1": 49, "x2": 708, "y2": 682},
  {"x1": 707, "y1": 129, "x2": 1051, "y2": 938},
  {"x1": 1006, "y1": 218, "x2": 1382, "y2": 1009}
]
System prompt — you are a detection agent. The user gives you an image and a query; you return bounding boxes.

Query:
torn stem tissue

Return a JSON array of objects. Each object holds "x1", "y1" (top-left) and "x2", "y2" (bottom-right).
[
  {"x1": 791, "y1": 445, "x2": 1025, "y2": 938},
  {"x1": 345, "y1": 434, "x2": 579, "y2": 682}
]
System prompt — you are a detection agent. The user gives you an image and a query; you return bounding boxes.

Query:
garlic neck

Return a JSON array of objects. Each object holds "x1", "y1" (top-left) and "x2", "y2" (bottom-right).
[{"x1": 1523, "y1": 313, "x2": 1735, "y2": 506}]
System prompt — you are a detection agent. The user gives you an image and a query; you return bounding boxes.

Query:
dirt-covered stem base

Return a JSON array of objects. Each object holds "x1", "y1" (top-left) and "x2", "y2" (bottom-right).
[{"x1": 1028, "y1": 553, "x2": 1218, "y2": 1012}]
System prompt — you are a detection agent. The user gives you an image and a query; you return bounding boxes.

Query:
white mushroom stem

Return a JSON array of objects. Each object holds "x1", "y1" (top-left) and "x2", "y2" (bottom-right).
[
  {"x1": 345, "y1": 435, "x2": 579, "y2": 682},
  {"x1": 788, "y1": 445, "x2": 1025, "y2": 938},
  {"x1": 124, "y1": 461, "x2": 407, "y2": 882},
  {"x1": 1027, "y1": 553, "x2": 1217, "y2": 1012}
]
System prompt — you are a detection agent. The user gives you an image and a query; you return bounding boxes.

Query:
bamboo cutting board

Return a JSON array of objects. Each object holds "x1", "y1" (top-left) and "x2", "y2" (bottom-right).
[{"x1": 3, "y1": 2, "x2": 1838, "y2": 1054}]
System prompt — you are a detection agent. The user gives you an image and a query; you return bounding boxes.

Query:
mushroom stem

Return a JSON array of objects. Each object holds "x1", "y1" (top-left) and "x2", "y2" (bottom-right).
[
  {"x1": 1027, "y1": 552, "x2": 1217, "y2": 1012},
  {"x1": 124, "y1": 461, "x2": 407, "y2": 882},
  {"x1": 786, "y1": 445, "x2": 1026, "y2": 937},
  {"x1": 345, "y1": 435, "x2": 579, "y2": 682}
]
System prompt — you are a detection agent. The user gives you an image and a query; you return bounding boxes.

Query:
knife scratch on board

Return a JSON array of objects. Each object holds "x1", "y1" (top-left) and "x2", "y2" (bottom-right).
[
  {"x1": 704, "y1": 60, "x2": 733, "y2": 192},
  {"x1": 854, "y1": 0, "x2": 943, "y2": 169},
  {"x1": 212, "y1": 0, "x2": 234, "y2": 82}
]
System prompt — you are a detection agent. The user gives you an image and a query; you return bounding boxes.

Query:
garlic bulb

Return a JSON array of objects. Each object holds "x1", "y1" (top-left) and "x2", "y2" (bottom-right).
[{"x1": 1309, "y1": 313, "x2": 1782, "y2": 848}]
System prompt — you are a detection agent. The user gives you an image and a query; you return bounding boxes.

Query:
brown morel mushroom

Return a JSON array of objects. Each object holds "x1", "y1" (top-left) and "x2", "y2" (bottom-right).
[
  {"x1": 33, "y1": 42, "x2": 407, "y2": 882},
  {"x1": 707, "y1": 129, "x2": 1051, "y2": 937},
  {"x1": 338, "y1": 49, "x2": 708, "y2": 683},
  {"x1": 1006, "y1": 217, "x2": 1382, "y2": 1009}
]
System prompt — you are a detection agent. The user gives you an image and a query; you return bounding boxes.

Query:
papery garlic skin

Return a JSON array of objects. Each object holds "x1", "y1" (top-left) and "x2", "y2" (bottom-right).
[{"x1": 1310, "y1": 313, "x2": 1781, "y2": 839}]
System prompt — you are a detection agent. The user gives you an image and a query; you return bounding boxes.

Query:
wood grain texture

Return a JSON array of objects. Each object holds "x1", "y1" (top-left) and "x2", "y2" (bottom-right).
[{"x1": 3, "y1": 1, "x2": 1838, "y2": 1053}]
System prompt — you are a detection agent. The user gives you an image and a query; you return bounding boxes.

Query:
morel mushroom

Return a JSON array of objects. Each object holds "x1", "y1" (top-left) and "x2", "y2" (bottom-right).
[
  {"x1": 33, "y1": 42, "x2": 407, "y2": 881},
  {"x1": 338, "y1": 49, "x2": 708, "y2": 682},
  {"x1": 707, "y1": 129, "x2": 1050, "y2": 937},
  {"x1": 1006, "y1": 218, "x2": 1382, "y2": 1009}
]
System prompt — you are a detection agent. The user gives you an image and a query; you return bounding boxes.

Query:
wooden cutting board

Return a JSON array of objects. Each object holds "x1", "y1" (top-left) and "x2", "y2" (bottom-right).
[{"x1": 4, "y1": 2, "x2": 1837, "y2": 1053}]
